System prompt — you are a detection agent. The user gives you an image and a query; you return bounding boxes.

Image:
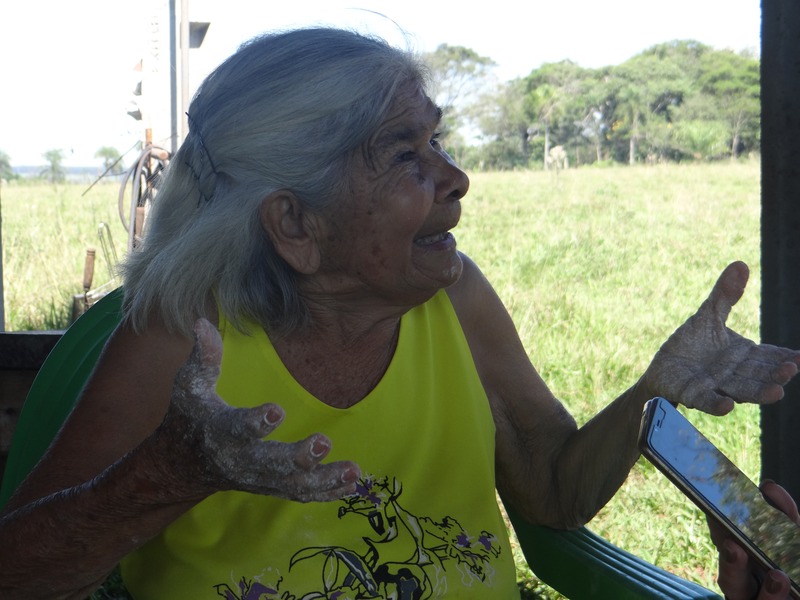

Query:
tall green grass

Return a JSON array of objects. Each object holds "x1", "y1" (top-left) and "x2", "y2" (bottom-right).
[
  {"x1": 0, "y1": 180, "x2": 127, "y2": 330},
  {"x1": 1, "y1": 161, "x2": 763, "y2": 597}
]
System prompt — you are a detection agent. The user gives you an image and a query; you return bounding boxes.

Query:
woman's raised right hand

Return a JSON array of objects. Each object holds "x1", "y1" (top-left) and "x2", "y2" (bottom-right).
[{"x1": 151, "y1": 318, "x2": 361, "y2": 503}]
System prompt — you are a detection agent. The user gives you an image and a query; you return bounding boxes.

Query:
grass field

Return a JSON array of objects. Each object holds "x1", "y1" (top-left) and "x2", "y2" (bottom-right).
[
  {"x1": 0, "y1": 179, "x2": 129, "y2": 330},
  {"x1": 0, "y1": 160, "x2": 763, "y2": 597}
]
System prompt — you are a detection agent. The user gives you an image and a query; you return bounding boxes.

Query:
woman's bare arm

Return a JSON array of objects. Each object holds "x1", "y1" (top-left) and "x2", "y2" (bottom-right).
[
  {"x1": 449, "y1": 256, "x2": 800, "y2": 528},
  {"x1": 0, "y1": 320, "x2": 359, "y2": 599}
]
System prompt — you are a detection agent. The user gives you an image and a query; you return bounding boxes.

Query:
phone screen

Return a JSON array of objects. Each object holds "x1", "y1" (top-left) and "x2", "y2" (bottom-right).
[{"x1": 639, "y1": 397, "x2": 800, "y2": 594}]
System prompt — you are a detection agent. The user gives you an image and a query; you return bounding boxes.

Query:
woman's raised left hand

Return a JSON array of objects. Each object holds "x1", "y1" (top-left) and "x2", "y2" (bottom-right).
[{"x1": 643, "y1": 261, "x2": 800, "y2": 415}]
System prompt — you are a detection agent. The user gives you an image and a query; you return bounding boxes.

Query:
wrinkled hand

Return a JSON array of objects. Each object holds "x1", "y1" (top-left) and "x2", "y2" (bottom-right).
[
  {"x1": 644, "y1": 261, "x2": 800, "y2": 415},
  {"x1": 712, "y1": 481, "x2": 799, "y2": 600},
  {"x1": 153, "y1": 318, "x2": 360, "y2": 503}
]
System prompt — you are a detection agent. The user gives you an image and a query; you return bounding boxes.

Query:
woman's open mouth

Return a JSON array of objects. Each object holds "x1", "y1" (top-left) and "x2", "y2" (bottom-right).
[{"x1": 414, "y1": 231, "x2": 455, "y2": 247}]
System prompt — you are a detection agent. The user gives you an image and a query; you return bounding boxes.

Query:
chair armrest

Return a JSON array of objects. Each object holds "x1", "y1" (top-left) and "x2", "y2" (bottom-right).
[{"x1": 506, "y1": 504, "x2": 722, "y2": 599}]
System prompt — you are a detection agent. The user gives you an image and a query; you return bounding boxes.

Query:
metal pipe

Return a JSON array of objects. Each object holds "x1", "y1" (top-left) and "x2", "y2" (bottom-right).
[
  {"x1": 169, "y1": 0, "x2": 178, "y2": 154},
  {"x1": 181, "y1": 0, "x2": 190, "y2": 144}
]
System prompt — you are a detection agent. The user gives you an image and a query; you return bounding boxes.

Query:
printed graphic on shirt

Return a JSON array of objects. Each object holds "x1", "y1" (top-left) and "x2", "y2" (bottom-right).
[{"x1": 213, "y1": 474, "x2": 503, "y2": 599}]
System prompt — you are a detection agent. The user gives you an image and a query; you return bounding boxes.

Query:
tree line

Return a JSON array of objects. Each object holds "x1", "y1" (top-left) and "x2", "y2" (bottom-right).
[
  {"x1": 424, "y1": 39, "x2": 760, "y2": 171},
  {"x1": 0, "y1": 147, "x2": 124, "y2": 183},
  {"x1": 2, "y1": 39, "x2": 756, "y2": 178}
]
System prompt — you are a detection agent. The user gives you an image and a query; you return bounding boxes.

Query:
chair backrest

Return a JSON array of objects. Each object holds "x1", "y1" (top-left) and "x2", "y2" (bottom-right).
[{"x1": 0, "y1": 288, "x2": 123, "y2": 508}]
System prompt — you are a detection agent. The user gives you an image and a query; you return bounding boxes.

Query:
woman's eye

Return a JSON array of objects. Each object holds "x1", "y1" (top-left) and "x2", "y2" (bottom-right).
[
  {"x1": 395, "y1": 133, "x2": 442, "y2": 163},
  {"x1": 397, "y1": 150, "x2": 416, "y2": 162}
]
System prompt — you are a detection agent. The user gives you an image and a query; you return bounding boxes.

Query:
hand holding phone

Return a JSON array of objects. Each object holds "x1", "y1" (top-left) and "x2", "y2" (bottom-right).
[
  {"x1": 638, "y1": 397, "x2": 800, "y2": 598},
  {"x1": 715, "y1": 481, "x2": 799, "y2": 599}
]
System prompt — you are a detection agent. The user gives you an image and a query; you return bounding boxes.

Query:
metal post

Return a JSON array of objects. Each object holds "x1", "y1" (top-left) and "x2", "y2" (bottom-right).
[
  {"x1": 760, "y1": 0, "x2": 800, "y2": 500},
  {"x1": 169, "y1": 0, "x2": 178, "y2": 154},
  {"x1": 181, "y1": 0, "x2": 190, "y2": 143}
]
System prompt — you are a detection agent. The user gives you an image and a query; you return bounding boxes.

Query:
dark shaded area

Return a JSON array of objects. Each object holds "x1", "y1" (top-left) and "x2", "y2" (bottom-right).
[
  {"x1": 760, "y1": 0, "x2": 800, "y2": 500},
  {"x1": 0, "y1": 332, "x2": 61, "y2": 477}
]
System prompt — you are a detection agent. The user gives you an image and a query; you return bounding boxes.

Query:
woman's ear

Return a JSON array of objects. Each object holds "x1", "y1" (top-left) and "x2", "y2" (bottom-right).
[{"x1": 259, "y1": 191, "x2": 321, "y2": 274}]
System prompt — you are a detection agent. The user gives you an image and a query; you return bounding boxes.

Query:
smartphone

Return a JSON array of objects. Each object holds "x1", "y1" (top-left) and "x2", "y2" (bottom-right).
[{"x1": 639, "y1": 397, "x2": 800, "y2": 598}]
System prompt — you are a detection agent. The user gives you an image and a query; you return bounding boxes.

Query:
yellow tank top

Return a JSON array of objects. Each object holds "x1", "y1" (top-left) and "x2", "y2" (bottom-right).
[{"x1": 122, "y1": 290, "x2": 518, "y2": 598}]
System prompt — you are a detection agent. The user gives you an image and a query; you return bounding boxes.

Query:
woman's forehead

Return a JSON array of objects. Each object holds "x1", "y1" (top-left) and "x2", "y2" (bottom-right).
[
  {"x1": 391, "y1": 80, "x2": 436, "y2": 115},
  {"x1": 373, "y1": 86, "x2": 441, "y2": 146}
]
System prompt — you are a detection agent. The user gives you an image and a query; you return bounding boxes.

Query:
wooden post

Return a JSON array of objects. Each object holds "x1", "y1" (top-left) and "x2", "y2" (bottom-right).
[{"x1": 760, "y1": 0, "x2": 800, "y2": 499}]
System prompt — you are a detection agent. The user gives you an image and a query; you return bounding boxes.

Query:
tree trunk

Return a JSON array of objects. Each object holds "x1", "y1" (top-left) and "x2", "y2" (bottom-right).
[
  {"x1": 543, "y1": 123, "x2": 550, "y2": 170},
  {"x1": 629, "y1": 112, "x2": 639, "y2": 165},
  {"x1": 629, "y1": 136, "x2": 636, "y2": 166},
  {"x1": 760, "y1": 0, "x2": 800, "y2": 501}
]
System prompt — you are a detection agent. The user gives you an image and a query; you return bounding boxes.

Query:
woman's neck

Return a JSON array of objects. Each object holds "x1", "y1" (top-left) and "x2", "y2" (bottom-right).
[{"x1": 271, "y1": 314, "x2": 401, "y2": 409}]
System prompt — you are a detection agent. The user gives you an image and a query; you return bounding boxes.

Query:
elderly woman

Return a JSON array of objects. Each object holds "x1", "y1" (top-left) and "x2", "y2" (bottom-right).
[{"x1": 1, "y1": 27, "x2": 799, "y2": 599}]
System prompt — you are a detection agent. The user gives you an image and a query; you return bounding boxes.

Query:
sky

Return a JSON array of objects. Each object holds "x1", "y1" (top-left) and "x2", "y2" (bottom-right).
[{"x1": 0, "y1": 0, "x2": 762, "y2": 167}]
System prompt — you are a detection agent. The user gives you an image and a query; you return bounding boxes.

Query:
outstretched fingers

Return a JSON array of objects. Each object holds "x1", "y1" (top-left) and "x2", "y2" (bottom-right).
[
  {"x1": 286, "y1": 459, "x2": 362, "y2": 503},
  {"x1": 202, "y1": 409, "x2": 361, "y2": 502},
  {"x1": 679, "y1": 360, "x2": 799, "y2": 415},
  {"x1": 712, "y1": 343, "x2": 800, "y2": 405},
  {"x1": 704, "y1": 261, "x2": 749, "y2": 325},
  {"x1": 210, "y1": 403, "x2": 286, "y2": 440},
  {"x1": 166, "y1": 318, "x2": 364, "y2": 502},
  {"x1": 240, "y1": 435, "x2": 361, "y2": 502},
  {"x1": 718, "y1": 357, "x2": 799, "y2": 403},
  {"x1": 677, "y1": 381, "x2": 734, "y2": 416},
  {"x1": 652, "y1": 263, "x2": 800, "y2": 413}
]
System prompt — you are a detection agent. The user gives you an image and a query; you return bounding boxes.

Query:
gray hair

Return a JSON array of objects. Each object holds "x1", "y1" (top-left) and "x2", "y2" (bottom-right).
[{"x1": 121, "y1": 27, "x2": 428, "y2": 337}]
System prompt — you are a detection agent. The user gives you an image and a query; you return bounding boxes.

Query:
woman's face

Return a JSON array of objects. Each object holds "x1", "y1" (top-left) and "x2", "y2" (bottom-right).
[{"x1": 313, "y1": 81, "x2": 470, "y2": 308}]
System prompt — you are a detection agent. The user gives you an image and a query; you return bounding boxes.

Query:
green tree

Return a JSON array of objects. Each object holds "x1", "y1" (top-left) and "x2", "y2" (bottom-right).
[
  {"x1": 40, "y1": 149, "x2": 66, "y2": 183},
  {"x1": 575, "y1": 73, "x2": 612, "y2": 164},
  {"x1": 671, "y1": 93, "x2": 730, "y2": 158},
  {"x1": 95, "y1": 146, "x2": 124, "y2": 175},
  {"x1": 639, "y1": 40, "x2": 711, "y2": 80},
  {"x1": 522, "y1": 61, "x2": 596, "y2": 168},
  {"x1": 444, "y1": 38, "x2": 760, "y2": 168},
  {"x1": 603, "y1": 52, "x2": 689, "y2": 163},
  {"x1": 473, "y1": 78, "x2": 532, "y2": 169},
  {"x1": 696, "y1": 50, "x2": 760, "y2": 157},
  {"x1": 0, "y1": 150, "x2": 13, "y2": 180},
  {"x1": 423, "y1": 44, "x2": 496, "y2": 141}
]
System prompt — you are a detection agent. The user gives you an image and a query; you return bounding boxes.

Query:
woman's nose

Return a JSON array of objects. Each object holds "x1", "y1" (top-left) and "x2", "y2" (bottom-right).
[{"x1": 436, "y1": 152, "x2": 470, "y2": 203}]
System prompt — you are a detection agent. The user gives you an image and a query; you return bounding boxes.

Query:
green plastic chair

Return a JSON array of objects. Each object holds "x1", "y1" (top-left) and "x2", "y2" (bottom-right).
[{"x1": 0, "y1": 289, "x2": 721, "y2": 599}]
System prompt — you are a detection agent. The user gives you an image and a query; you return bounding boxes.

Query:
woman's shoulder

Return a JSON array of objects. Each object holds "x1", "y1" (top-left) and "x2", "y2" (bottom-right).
[
  {"x1": 82, "y1": 318, "x2": 196, "y2": 435},
  {"x1": 446, "y1": 252, "x2": 497, "y2": 321},
  {"x1": 445, "y1": 253, "x2": 529, "y2": 373}
]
